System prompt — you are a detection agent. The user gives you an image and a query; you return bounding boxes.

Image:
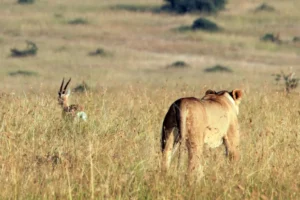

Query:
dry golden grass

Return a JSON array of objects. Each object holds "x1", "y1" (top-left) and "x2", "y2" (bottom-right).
[
  {"x1": 0, "y1": 0, "x2": 300, "y2": 199},
  {"x1": 1, "y1": 87, "x2": 300, "y2": 199}
]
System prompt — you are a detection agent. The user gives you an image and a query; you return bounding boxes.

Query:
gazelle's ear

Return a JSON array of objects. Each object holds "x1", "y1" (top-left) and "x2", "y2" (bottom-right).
[{"x1": 205, "y1": 89, "x2": 216, "y2": 95}]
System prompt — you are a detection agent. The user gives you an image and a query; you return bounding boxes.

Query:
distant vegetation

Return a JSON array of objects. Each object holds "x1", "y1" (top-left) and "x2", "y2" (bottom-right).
[
  {"x1": 261, "y1": 33, "x2": 281, "y2": 43},
  {"x1": 167, "y1": 61, "x2": 190, "y2": 68},
  {"x1": 73, "y1": 81, "x2": 90, "y2": 93},
  {"x1": 273, "y1": 71, "x2": 300, "y2": 93},
  {"x1": 10, "y1": 41, "x2": 38, "y2": 57},
  {"x1": 9, "y1": 70, "x2": 38, "y2": 77},
  {"x1": 192, "y1": 17, "x2": 220, "y2": 32},
  {"x1": 18, "y1": 0, "x2": 34, "y2": 4},
  {"x1": 293, "y1": 36, "x2": 300, "y2": 43},
  {"x1": 88, "y1": 48, "x2": 110, "y2": 57},
  {"x1": 163, "y1": 0, "x2": 227, "y2": 13},
  {"x1": 54, "y1": 13, "x2": 64, "y2": 18},
  {"x1": 261, "y1": 33, "x2": 300, "y2": 45},
  {"x1": 67, "y1": 18, "x2": 88, "y2": 25},
  {"x1": 204, "y1": 64, "x2": 232, "y2": 73},
  {"x1": 176, "y1": 17, "x2": 220, "y2": 32},
  {"x1": 110, "y1": 4, "x2": 157, "y2": 12},
  {"x1": 255, "y1": 3, "x2": 275, "y2": 12}
]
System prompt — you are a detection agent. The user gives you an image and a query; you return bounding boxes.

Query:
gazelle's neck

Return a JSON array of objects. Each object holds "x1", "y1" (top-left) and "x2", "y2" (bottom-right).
[{"x1": 62, "y1": 98, "x2": 69, "y2": 109}]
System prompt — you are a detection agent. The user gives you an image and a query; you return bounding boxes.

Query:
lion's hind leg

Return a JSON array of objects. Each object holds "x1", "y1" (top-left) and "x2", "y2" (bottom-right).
[
  {"x1": 223, "y1": 124, "x2": 240, "y2": 161},
  {"x1": 162, "y1": 127, "x2": 179, "y2": 172},
  {"x1": 186, "y1": 132, "x2": 204, "y2": 181}
]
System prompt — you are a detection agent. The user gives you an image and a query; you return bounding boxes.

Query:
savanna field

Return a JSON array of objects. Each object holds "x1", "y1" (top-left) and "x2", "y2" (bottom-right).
[{"x1": 0, "y1": 0, "x2": 300, "y2": 199}]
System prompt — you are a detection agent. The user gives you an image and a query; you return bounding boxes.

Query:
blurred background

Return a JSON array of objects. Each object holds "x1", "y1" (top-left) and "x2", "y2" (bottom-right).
[{"x1": 1, "y1": 0, "x2": 299, "y2": 94}]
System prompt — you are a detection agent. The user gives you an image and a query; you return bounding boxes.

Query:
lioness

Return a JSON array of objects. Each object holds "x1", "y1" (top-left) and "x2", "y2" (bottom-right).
[{"x1": 161, "y1": 89, "x2": 243, "y2": 179}]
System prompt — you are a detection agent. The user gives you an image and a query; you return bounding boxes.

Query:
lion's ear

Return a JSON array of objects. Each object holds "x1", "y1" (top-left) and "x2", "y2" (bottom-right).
[
  {"x1": 232, "y1": 89, "x2": 243, "y2": 103},
  {"x1": 205, "y1": 89, "x2": 216, "y2": 95}
]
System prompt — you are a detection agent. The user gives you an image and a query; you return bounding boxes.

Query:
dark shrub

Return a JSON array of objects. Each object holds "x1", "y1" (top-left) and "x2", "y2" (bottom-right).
[
  {"x1": 261, "y1": 33, "x2": 280, "y2": 43},
  {"x1": 73, "y1": 81, "x2": 90, "y2": 93},
  {"x1": 110, "y1": 4, "x2": 156, "y2": 12},
  {"x1": 293, "y1": 36, "x2": 300, "y2": 43},
  {"x1": 204, "y1": 65, "x2": 232, "y2": 73},
  {"x1": 255, "y1": 3, "x2": 275, "y2": 12},
  {"x1": 192, "y1": 18, "x2": 220, "y2": 32},
  {"x1": 273, "y1": 71, "x2": 300, "y2": 93},
  {"x1": 167, "y1": 61, "x2": 190, "y2": 69},
  {"x1": 163, "y1": 0, "x2": 226, "y2": 13},
  {"x1": 68, "y1": 18, "x2": 88, "y2": 25},
  {"x1": 9, "y1": 70, "x2": 38, "y2": 76},
  {"x1": 88, "y1": 48, "x2": 108, "y2": 57},
  {"x1": 10, "y1": 41, "x2": 38, "y2": 57},
  {"x1": 18, "y1": 0, "x2": 34, "y2": 4}
]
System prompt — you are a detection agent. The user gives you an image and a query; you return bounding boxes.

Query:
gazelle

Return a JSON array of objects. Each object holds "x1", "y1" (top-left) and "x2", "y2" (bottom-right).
[{"x1": 58, "y1": 78, "x2": 87, "y2": 121}]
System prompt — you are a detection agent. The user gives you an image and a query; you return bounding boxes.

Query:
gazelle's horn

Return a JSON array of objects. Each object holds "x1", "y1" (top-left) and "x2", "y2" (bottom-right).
[
  {"x1": 63, "y1": 78, "x2": 71, "y2": 93},
  {"x1": 59, "y1": 78, "x2": 65, "y2": 94}
]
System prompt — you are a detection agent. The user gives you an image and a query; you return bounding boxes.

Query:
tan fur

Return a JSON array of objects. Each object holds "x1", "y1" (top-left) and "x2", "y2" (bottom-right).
[{"x1": 161, "y1": 89, "x2": 243, "y2": 180}]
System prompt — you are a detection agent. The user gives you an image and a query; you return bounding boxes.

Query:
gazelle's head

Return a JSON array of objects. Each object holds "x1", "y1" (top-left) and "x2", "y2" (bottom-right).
[{"x1": 58, "y1": 78, "x2": 71, "y2": 106}]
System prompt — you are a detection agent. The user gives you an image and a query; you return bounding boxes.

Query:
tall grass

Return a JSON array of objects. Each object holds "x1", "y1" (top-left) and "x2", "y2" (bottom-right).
[{"x1": 0, "y1": 86, "x2": 299, "y2": 199}]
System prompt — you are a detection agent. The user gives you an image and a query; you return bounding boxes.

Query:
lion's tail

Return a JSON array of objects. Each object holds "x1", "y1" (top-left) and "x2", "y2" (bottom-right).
[
  {"x1": 161, "y1": 100, "x2": 182, "y2": 152},
  {"x1": 161, "y1": 100, "x2": 182, "y2": 171},
  {"x1": 179, "y1": 102, "x2": 187, "y2": 147}
]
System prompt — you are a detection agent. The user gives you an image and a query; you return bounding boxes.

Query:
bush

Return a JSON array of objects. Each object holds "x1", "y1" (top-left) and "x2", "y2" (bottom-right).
[
  {"x1": 192, "y1": 18, "x2": 220, "y2": 32},
  {"x1": 273, "y1": 71, "x2": 300, "y2": 93},
  {"x1": 204, "y1": 64, "x2": 232, "y2": 73},
  {"x1": 167, "y1": 61, "x2": 190, "y2": 69},
  {"x1": 110, "y1": 4, "x2": 156, "y2": 12},
  {"x1": 163, "y1": 0, "x2": 227, "y2": 13},
  {"x1": 10, "y1": 41, "x2": 38, "y2": 57},
  {"x1": 88, "y1": 48, "x2": 109, "y2": 57},
  {"x1": 73, "y1": 81, "x2": 90, "y2": 93},
  {"x1": 293, "y1": 36, "x2": 300, "y2": 43},
  {"x1": 261, "y1": 33, "x2": 280, "y2": 43},
  {"x1": 9, "y1": 70, "x2": 38, "y2": 77},
  {"x1": 18, "y1": 0, "x2": 34, "y2": 4},
  {"x1": 255, "y1": 3, "x2": 275, "y2": 12},
  {"x1": 68, "y1": 18, "x2": 88, "y2": 25}
]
